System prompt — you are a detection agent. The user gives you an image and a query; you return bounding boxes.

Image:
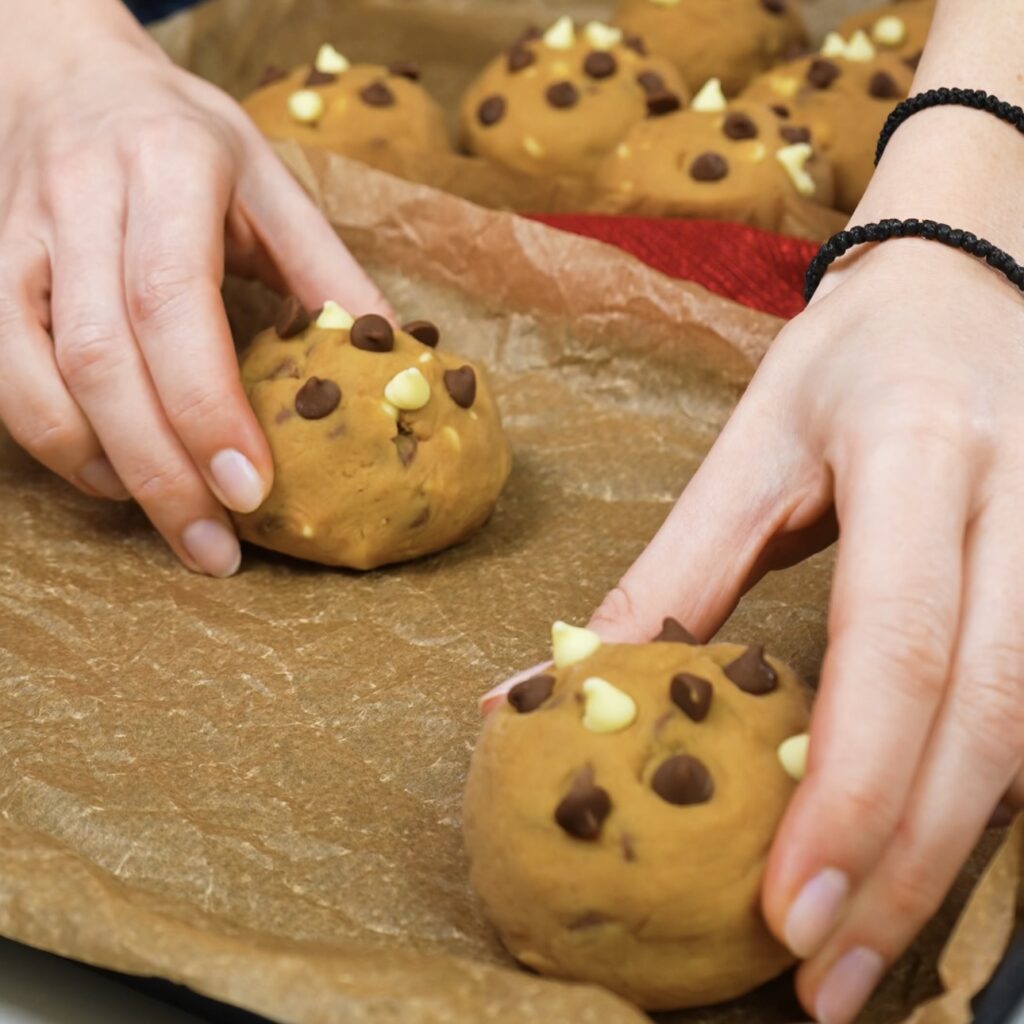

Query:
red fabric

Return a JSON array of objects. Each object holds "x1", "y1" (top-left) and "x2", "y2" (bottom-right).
[{"x1": 529, "y1": 214, "x2": 819, "y2": 321}]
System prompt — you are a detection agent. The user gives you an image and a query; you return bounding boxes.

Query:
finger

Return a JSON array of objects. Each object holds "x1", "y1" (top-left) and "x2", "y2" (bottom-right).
[
  {"x1": 0, "y1": 238, "x2": 127, "y2": 500},
  {"x1": 795, "y1": 490, "x2": 1024, "y2": 1024},
  {"x1": 48, "y1": 155, "x2": 241, "y2": 577},
  {"x1": 763, "y1": 428, "x2": 971, "y2": 961},
  {"x1": 124, "y1": 135, "x2": 271, "y2": 515},
  {"x1": 235, "y1": 141, "x2": 394, "y2": 318}
]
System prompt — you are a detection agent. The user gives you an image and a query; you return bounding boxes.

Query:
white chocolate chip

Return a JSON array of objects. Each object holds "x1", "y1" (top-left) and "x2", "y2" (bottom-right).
[
  {"x1": 442, "y1": 425, "x2": 461, "y2": 450},
  {"x1": 287, "y1": 89, "x2": 325, "y2": 125},
  {"x1": 551, "y1": 620, "x2": 601, "y2": 668},
  {"x1": 691, "y1": 77, "x2": 727, "y2": 113},
  {"x1": 775, "y1": 142, "x2": 816, "y2": 196},
  {"x1": 769, "y1": 75, "x2": 800, "y2": 98},
  {"x1": 523, "y1": 136, "x2": 544, "y2": 158},
  {"x1": 384, "y1": 367, "x2": 431, "y2": 411},
  {"x1": 872, "y1": 15, "x2": 907, "y2": 48},
  {"x1": 820, "y1": 31, "x2": 848, "y2": 58},
  {"x1": 316, "y1": 299, "x2": 354, "y2": 329},
  {"x1": 301, "y1": 524, "x2": 315, "y2": 539},
  {"x1": 380, "y1": 400, "x2": 399, "y2": 419},
  {"x1": 777, "y1": 733, "x2": 809, "y2": 781},
  {"x1": 583, "y1": 20, "x2": 623, "y2": 50},
  {"x1": 543, "y1": 15, "x2": 575, "y2": 50},
  {"x1": 581, "y1": 677, "x2": 637, "y2": 733},
  {"x1": 315, "y1": 43, "x2": 350, "y2": 74},
  {"x1": 845, "y1": 29, "x2": 877, "y2": 61}
]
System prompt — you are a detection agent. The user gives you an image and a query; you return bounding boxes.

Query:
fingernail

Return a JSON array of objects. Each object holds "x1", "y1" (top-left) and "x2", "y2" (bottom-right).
[
  {"x1": 815, "y1": 947, "x2": 885, "y2": 1024},
  {"x1": 78, "y1": 457, "x2": 131, "y2": 501},
  {"x1": 478, "y1": 660, "x2": 554, "y2": 712},
  {"x1": 182, "y1": 519, "x2": 242, "y2": 578},
  {"x1": 210, "y1": 449, "x2": 266, "y2": 514},
  {"x1": 784, "y1": 868, "x2": 850, "y2": 958}
]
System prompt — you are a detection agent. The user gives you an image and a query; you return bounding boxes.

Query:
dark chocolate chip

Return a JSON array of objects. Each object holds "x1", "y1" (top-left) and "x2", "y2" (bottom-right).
[
  {"x1": 780, "y1": 124, "x2": 812, "y2": 144},
  {"x1": 724, "y1": 645, "x2": 778, "y2": 695},
  {"x1": 546, "y1": 81, "x2": 579, "y2": 109},
  {"x1": 807, "y1": 58, "x2": 841, "y2": 90},
  {"x1": 689, "y1": 151, "x2": 729, "y2": 181},
  {"x1": 393, "y1": 433, "x2": 417, "y2": 467},
  {"x1": 402, "y1": 319, "x2": 440, "y2": 347},
  {"x1": 295, "y1": 377, "x2": 341, "y2": 419},
  {"x1": 516, "y1": 24, "x2": 543, "y2": 44},
  {"x1": 478, "y1": 95, "x2": 506, "y2": 126},
  {"x1": 636, "y1": 70, "x2": 665, "y2": 95},
  {"x1": 350, "y1": 313, "x2": 395, "y2": 353},
  {"x1": 257, "y1": 65, "x2": 289, "y2": 89},
  {"x1": 670, "y1": 673, "x2": 713, "y2": 722},
  {"x1": 651, "y1": 755, "x2": 714, "y2": 806},
  {"x1": 388, "y1": 60, "x2": 420, "y2": 81},
  {"x1": 624, "y1": 34, "x2": 647, "y2": 56},
  {"x1": 507, "y1": 45, "x2": 536, "y2": 73},
  {"x1": 275, "y1": 295, "x2": 312, "y2": 339},
  {"x1": 723, "y1": 112, "x2": 759, "y2": 140},
  {"x1": 761, "y1": 0, "x2": 786, "y2": 13},
  {"x1": 869, "y1": 70, "x2": 901, "y2": 99},
  {"x1": 444, "y1": 366, "x2": 477, "y2": 408},
  {"x1": 646, "y1": 90, "x2": 682, "y2": 116},
  {"x1": 584, "y1": 51, "x2": 618, "y2": 80},
  {"x1": 304, "y1": 67, "x2": 337, "y2": 87},
  {"x1": 555, "y1": 767, "x2": 612, "y2": 840},
  {"x1": 360, "y1": 81, "x2": 395, "y2": 107},
  {"x1": 653, "y1": 617, "x2": 697, "y2": 644},
  {"x1": 770, "y1": 103, "x2": 791, "y2": 118},
  {"x1": 508, "y1": 673, "x2": 555, "y2": 713}
]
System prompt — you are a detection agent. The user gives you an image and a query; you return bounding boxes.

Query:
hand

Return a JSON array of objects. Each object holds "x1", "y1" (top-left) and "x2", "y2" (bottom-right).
[
  {"x1": 0, "y1": 0, "x2": 389, "y2": 576},
  {"x1": 589, "y1": 240, "x2": 1024, "y2": 1023}
]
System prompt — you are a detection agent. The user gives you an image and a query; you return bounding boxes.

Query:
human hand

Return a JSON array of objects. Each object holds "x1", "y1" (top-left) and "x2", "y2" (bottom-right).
[{"x1": 0, "y1": 0, "x2": 389, "y2": 576}]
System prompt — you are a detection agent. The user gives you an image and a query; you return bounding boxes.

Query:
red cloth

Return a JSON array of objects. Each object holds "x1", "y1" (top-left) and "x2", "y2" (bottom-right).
[{"x1": 529, "y1": 214, "x2": 819, "y2": 321}]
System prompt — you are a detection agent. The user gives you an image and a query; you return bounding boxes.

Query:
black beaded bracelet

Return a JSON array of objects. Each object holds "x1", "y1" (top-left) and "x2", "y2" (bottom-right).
[
  {"x1": 876, "y1": 87, "x2": 1024, "y2": 165},
  {"x1": 804, "y1": 218, "x2": 1024, "y2": 303}
]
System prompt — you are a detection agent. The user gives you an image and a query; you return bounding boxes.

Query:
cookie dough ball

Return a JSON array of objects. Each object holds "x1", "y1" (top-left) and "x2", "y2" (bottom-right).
[
  {"x1": 612, "y1": 0, "x2": 808, "y2": 97},
  {"x1": 840, "y1": 0, "x2": 935, "y2": 67},
  {"x1": 233, "y1": 301, "x2": 511, "y2": 569},
  {"x1": 465, "y1": 620, "x2": 812, "y2": 1010},
  {"x1": 458, "y1": 17, "x2": 688, "y2": 179},
  {"x1": 742, "y1": 38, "x2": 913, "y2": 211},
  {"x1": 243, "y1": 44, "x2": 451, "y2": 157},
  {"x1": 596, "y1": 93, "x2": 834, "y2": 229}
]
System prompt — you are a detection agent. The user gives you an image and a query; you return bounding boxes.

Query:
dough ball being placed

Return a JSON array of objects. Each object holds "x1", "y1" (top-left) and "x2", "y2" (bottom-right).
[
  {"x1": 839, "y1": 0, "x2": 935, "y2": 67},
  {"x1": 612, "y1": 0, "x2": 808, "y2": 98},
  {"x1": 459, "y1": 17, "x2": 688, "y2": 179},
  {"x1": 596, "y1": 89, "x2": 834, "y2": 229},
  {"x1": 243, "y1": 44, "x2": 451, "y2": 157},
  {"x1": 233, "y1": 301, "x2": 511, "y2": 570},
  {"x1": 464, "y1": 620, "x2": 812, "y2": 1010}
]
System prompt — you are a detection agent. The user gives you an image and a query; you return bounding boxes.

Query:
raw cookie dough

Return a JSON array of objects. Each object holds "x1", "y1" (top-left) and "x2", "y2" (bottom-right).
[
  {"x1": 742, "y1": 38, "x2": 913, "y2": 211},
  {"x1": 612, "y1": 0, "x2": 808, "y2": 97},
  {"x1": 233, "y1": 300, "x2": 511, "y2": 569},
  {"x1": 595, "y1": 96, "x2": 834, "y2": 229},
  {"x1": 458, "y1": 18, "x2": 689, "y2": 179},
  {"x1": 840, "y1": 0, "x2": 935, "y2": 67},
  {"x1": 243, "y1": 45, "x2": 451, "y2": 157},
  {"x1": 465, "y1": 621, "x2": 812, "y2": 1010}
]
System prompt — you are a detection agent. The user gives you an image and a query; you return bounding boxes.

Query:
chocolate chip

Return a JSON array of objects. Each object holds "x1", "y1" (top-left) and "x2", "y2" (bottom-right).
[
  {"x1": 780, "y1": 124, "x2": 811, "y2": 143},
  {"x1": 275, "y1": 295, "x2": 312, "y2": 339},
  {"x1": 770, "y1": 103, "x2": 791, "y2": 118},
  {"x1": 670, "y1": 673, "x2": 713, "y2": 722},
  {"x1": 636, "y1": 71, "x2": 664, "y2": 96},
  {"x1": 402, "y1": 319, "x2": 440, "y2": 347},
  {"x1": 807, "y1": 58, "x2": 841, "y2": 89},
  {"x1": 651, "y1": 755, "x2": 714, "y2": 806},
  {"x1": 646, "y1": 90, "x2": 682, "y2": 116},
  {"x1": 516, "y1": 24, "x2": 543, "y2": 44},
  {"x1": 350, "y1": 313, "x2": 395, "y2": 353},
  {"x1": 546, "y1": 81, "x2": 579, "y2": 109},
  {"x1": 304, "y1": 67, "x2": 337, "y2": 87},
  {"x1": 393, "y1": 433, "x2": 417, "y2": 467},
  {"x1": 584, "y1": 51, "x2": 617, "y2": 79},
  {"x1": 444, "y1": 366, "x2": 477, "y2": 408},
  {"x1": 723, "y1": 112, "x2": 759, "y2": 140},
  {"x1": 761, "y1": 0, "x2": 786, "y2": 13},
  {"x1": 724, "y1": 645, "x2": 778, "y2": 695},
  {"x1": 257, "y1": 65, "x2": 289, "y2": 89},
  {"x1": 360, "y1": 81, "x2": 395, "y2": 107},
  {"x1": 869, "y1": 70, "x2": 901, "y2": 99},
  {"x1": 508, "y1": 674, "x2": 555, "y2": 713},
  {"x1": 689, "y1": 151, "x2": 729, "y2": 181},
  {"x1": 388, "y1": 60, "x2": 420, "y2": 81},
  {"x1": 507, "y1": 45, "x2": 535, "y2": 73},
  {"x1": 653, "y1": 617, "x2": 697, "y2": 644},
  {"x1": 478, "y1": 95, "x2": 506, "y2": 126},
  {"x1": 555, "y1": 767, "x2": 612, "y2": 840},
  {"x1": 295, "y1": 377, "x2": 341, "y2": 419},
  {"x1": 624, "y1": 34, "x2": 647, "y2": 56}
]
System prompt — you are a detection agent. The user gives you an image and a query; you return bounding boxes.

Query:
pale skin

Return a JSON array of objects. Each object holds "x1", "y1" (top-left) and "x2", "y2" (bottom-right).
[{"x1": 1, "y1": 1, "x2": 1021, "y2": 1022}]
